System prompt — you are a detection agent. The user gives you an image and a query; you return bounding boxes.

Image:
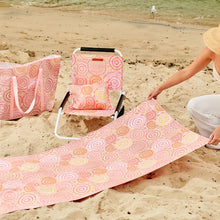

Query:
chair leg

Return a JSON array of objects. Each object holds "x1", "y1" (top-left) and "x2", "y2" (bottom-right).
[
  {"x1": 54, "y1": 107, "x2": 80, "y2": 140},
  {"x1": 113, "y1": 91, "x2": 125, "y2": 120},
  {"x1": 118, "y1": 106, "x2": 125, "y2": 118}
]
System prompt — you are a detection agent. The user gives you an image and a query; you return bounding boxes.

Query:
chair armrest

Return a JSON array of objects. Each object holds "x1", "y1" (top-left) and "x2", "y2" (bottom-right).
[{"x1": 114, "y1": 92, "x2": 125, "y2": 114}]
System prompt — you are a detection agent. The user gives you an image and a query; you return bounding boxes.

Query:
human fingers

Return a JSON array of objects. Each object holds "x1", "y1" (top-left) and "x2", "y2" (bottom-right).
[
  {"x1": 147, "y1": 92, "x2": 154, "y2": 100},
  {"x1": 208, "y1": 134, "x2": 214, "y2": 144},
  {"x1": 208, "y1": 135, "x2": 219, "y2": 145}
]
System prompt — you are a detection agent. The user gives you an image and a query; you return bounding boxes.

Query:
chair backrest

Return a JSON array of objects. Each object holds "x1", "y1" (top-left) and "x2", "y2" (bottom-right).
[{"x1": 72, "y1": 53, "x2": 123, "y2": 91}]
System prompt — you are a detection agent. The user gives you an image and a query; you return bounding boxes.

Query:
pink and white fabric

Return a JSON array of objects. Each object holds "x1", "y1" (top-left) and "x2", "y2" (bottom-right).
[
  {"x1": 63, "y1": 108, "x2": 115, "y2": 117},
  {"x1": 0, "y1": 99, "x2": 208, "y2": 214},
  {"x1": 64, "y1": 53, "x2": 123, "y2": 117},
  {"x1": 0, "y1": 55, "x2": 61, "y2": 120},
  {"x1": 68, "y1": 83, "x2": 113, "y2": 110},
  {"x1": 65, "y1": 53, "x2": 123, "y2": 116},
  {"x1": 72, "y1": 53, "x2": 123, "y2": 90}
]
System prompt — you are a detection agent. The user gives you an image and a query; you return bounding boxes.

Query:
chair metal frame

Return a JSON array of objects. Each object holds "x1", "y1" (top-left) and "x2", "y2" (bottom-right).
[{"x1": 55, "y1": 47, "x2": 125, "y2": 140}]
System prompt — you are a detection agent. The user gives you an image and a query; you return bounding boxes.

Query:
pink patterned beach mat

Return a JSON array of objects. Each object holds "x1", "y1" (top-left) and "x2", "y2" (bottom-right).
[{"x1": 0, "y1": 99, "x2": 208, "y2": 215}]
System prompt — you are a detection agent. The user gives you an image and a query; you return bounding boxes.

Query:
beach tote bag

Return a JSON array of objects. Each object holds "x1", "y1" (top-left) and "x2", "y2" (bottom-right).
[{"x1": 0, "y1": 55, "x2": 61, "y2": 120}]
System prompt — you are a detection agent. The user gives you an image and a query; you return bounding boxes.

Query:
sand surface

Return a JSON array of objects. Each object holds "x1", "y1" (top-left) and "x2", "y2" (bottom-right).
[{"x1": 0, "y1": 5, "x2": 220, "y2": 220}]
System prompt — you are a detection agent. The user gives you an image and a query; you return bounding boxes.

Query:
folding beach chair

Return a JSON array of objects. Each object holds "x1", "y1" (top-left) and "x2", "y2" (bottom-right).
[{"x1": 55, "y1": 47, "x2": 125, "y2": 140}]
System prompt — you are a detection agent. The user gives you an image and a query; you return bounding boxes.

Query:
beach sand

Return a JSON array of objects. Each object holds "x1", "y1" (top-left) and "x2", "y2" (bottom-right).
[{"x1": 0, "y1": 5, "x2": 220, "y2": 220}]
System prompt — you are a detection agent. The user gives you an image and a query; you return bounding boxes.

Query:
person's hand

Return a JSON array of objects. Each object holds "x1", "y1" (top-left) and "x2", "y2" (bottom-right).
[
  {"x1": 208, "y1": 125, "x2": 220, "y2": 145},
  {"x1": 148, "y1": 87, "x2": 162, "y2": 100}
]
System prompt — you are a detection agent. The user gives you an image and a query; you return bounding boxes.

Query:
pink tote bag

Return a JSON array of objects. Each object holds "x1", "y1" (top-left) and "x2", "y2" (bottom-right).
[{"x1": 0, "y1": 55, "x2": 61, "y2": 120}]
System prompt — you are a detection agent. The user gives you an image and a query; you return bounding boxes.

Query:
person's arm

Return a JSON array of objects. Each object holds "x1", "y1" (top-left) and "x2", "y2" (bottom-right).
[{"x1": 148, "y1": 47, "x2": 213, "y2": 100}]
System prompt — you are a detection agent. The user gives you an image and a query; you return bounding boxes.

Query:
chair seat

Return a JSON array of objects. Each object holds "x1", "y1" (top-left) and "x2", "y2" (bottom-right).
[{"x1": 64, "y1": 104, "x2": 115, "y2": 116}]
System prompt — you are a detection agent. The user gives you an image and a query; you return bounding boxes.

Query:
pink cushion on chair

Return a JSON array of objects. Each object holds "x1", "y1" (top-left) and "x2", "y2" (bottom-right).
[{"x1": 68, "y1": 83, "x2": 113, "y2": 110}]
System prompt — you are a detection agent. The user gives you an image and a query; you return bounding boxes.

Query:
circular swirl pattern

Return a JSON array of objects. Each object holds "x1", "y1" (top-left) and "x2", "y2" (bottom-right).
[
  {"x1": 128, "y1": 115, "x2": 146, "y2": 129},
  {"x1": 101, "y1": 152, "x2": 119, "y2": 162},
  {"x1": 137, "y1": 160, "x2": 157, "y2": 169},
  {"x1": 107, "y1": 161, "x2": 128, "y2": 170},
  {"x1": 0, "y1": 160, "x2": 12, "y2": 171},
  {"x1": 36, "y1": 185, "x2": 57, "y2": 195},
  {"x1": 153, "y1": 150, "x2": 171, "y2": 162},
  {"x1": 21, "y1": 163, "x2": 40, "y2": 172},
  {"x1": 145, "y1": 111, "x2": 157, "y2": 120},
  {"x1": 116, "y1": 126, "x2": 130, "y2": 136},
  {"x1": 137, "y1": 102, "x2": 152, "y2": 114},
  {"x1": 56, "y1": 172, "x2": 78, "y2": 182},
  {"x1": 146, "y1": 129, "x2": 161, "y2": 140},
  {"x1": 60, "y1": 153, "x2": 72, "y2": 161},
  {"x1": 73, "y1": 183, "x2": 93, "y2": 195},
  {"x1": 95, "y1": 87, "x2": 107, "y2": 103},
  {"x1": 129, "y1": 129, "x2": 145, "y2": 140},
  {"x1": 127, "y1": 158, "x2": 140, "y2": 166},
  {"x1": 83, "y1": 96, "x2": 95, "y2": 109},
  {"x1": 3, "y1": 180, "x2": 23, "y2": 189},
  {"x1": 129, "y1": 141, "x2": 146, "y2": 154},
  {"x1": 81, "y1": 85, "x2": 93, "y2": 96},
  {"x1": 151, "y1": 139, "x2": 172, "y2": 152},
  {"x1": 182, "y1": 133, "x2": 198, "y2": 144},
  {"x1": 0, "y1": 103, "x2": 8, "y2": 114},
  {"x1": 14, "y1": 65, "x2": 28, "y2": 75},
  {"x1": 89, "y1": 174, "x2": 109, "y2": 183},
  {"x1": 171, "y1": 133, "x2": 183, "y2": 142},
  {"x1": 41, "y1": 177, "x2": 57, "y2": 185},
  {"x1": 76, "y1": 77, "x2": 88, "y2": 85},
  {"x1": 109, "y1": 56, "x2": 123, "y2": 70},
  {"x1": 86, "y1": 139, "x2": 106, "y2": 151},
  {"x1": 69, "y1": 157, "x2": 88, "y2": 166},
  {"x1": 105, "y1": 72, "x2": 122, "y2": 90},
  {"x1": 162, "y1": 127, "x2": 177, "y2": 137},
  {"x1": 1, "y1": 189, "x2": 19, "y2": 202},
  {"x1": 17, "y1": 76, "x2": 29, "y2": 90},
  {"x1": 146, "y1": 121, "x2": 156, "y2": 129},
  {"x1": 95, "y1": 103, "x2": 106, "y2": 110},
  {"x1": 22, "y1": 91, "x2": 35, "y2": 110},
  {"x1": 105, "y1": 134, "x2": 117, "y2": 144},
  {"x1": 0, "y1": 71, "x2": 12, "y2": 85},
  {"x1": 172, "y1": 147, "x2": 188, "y2": 158},
  {"x1": 92, "y1": 168, "x2": 107, "y2": 175},
  {"x1": 76, "y1": 62, "x2": 88, "y2": 76},
  {"x1": 115, "y1": 138, "x2": 133, "y2": 150},
  {"x1": 72, "y1": 54, "x2": 76, "y2": 66},
  {"x1": 105, "y1": 144, "x2": 116, "y2": 152},
  {"x1": 156, "y1": 113, "x2": 172, "y2": 126},
  {"x1": 3, "y1": 89, "x2": 11, "y2": 103},
  {"x1": 73, "y1": 147, "x2": 87, "y2": 156},
  {"x1": 138, "y1": 150, "x2": 154, "y2": 159},
  {"x1": 172, "y1": 142, "x2": 182, "y2": 148},
  {"x1": 24, "y1": 185, "x2": 36, "y2": 192},
  {"x1": 40, "y1": 155, "x2": 61, "y2": 164},
  {"x1": 86, "y1": 151, "x2": 102, "y2": 161},
  {"x1": 44, "y1": 78, "x2": 54, "y2": 93},
  {"x1": 17, "y1": 193, "x2": 37, "y2": 207},
  {"x1": 89, "y1": 75, "x2": 102, "y2": 84},
  {"x1": 29, "y1": 65, "x2": 39, "y2": 78},
  {"x1": 154, "y1": 104, "x2": 164, "y2": 111},
  {"x1": 118, "y1": 150, "x2": 134, "y2": 161}
]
